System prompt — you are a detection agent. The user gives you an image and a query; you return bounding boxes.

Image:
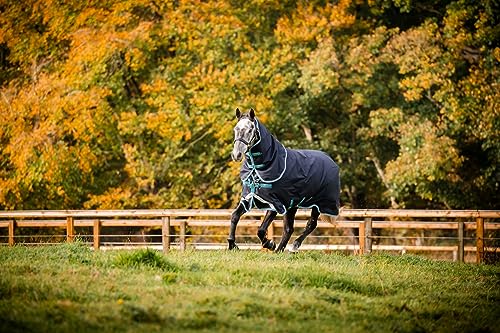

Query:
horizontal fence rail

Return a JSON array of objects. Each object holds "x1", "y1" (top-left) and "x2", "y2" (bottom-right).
[{"x1": 0, "y1": 209, "x2": 499, "y2": 263}]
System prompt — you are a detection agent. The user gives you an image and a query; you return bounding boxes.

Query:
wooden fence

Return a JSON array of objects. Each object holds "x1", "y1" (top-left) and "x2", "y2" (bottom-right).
[{"x1": 0, "y1": 209, "x2": 499, "y2": 263}]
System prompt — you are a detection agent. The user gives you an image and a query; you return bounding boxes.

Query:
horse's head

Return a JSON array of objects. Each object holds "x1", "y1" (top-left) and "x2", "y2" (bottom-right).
[{"x1": 231, "y1": 108, "x2": 257, "y2": 162}]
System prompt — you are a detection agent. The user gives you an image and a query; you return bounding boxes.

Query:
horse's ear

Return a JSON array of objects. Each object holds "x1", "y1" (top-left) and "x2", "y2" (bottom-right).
[
  {"x1": 235, "y1": 108, "x2": 241, "y2": 119},
  {"x1": 249, "y1": 108, "x2": 255, "y2": 120}
]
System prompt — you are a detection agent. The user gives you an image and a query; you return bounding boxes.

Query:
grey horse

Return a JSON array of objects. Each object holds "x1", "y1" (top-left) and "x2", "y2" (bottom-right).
[{"x1": 228, "y1": 108, "x2": 341, "y2": 252}]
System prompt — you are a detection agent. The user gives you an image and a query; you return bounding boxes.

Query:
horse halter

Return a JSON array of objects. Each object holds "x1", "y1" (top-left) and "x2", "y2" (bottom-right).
[
  {"x1": 233, "y1": 136, "x2": 252, "y2": 146},
  {"x1": 233, "y1": 117, "x2": 258, "y2": 152}
]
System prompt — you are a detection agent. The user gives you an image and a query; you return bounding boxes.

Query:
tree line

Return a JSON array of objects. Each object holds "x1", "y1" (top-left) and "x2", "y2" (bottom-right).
[{"x1": 0, "y1": 0, "x2": 498, "y2": 210}]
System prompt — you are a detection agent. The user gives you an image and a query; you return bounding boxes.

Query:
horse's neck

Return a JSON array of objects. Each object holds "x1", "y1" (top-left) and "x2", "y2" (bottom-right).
[{"x1": 248, "y1": 121, "x2": 277, "y2": 163}]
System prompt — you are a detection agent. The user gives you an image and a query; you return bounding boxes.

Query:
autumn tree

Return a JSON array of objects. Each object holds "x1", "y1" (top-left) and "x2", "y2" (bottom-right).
[{"x1": 0, "y1": 0, "x2": 498, "y2": 210}]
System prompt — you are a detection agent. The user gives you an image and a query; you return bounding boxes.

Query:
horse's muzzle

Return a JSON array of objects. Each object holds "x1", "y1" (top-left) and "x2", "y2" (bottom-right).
[
  {"x1": 231, "y1": 151, "x2": 243, "y2": 161},
  {"x1": 231, "y1": 142, "x2": 246, "y2": 161}
]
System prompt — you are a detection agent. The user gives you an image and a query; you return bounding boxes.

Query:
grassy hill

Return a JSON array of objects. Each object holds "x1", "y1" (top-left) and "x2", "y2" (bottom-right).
[{"x1": 0, "y1": 243, "x2": 499, "y2": 332}]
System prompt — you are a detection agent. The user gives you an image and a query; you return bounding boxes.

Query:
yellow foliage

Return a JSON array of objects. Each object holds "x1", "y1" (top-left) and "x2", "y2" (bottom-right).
[
  {"x1": 493, "y1": 48, "x2": 500, "y2": 62},
  {"x1": 276, "y1": 1, "x2": 354, "y2": 44},
  {"x1": 85, "y1": 187, "x2": 133, "y2": 209}
]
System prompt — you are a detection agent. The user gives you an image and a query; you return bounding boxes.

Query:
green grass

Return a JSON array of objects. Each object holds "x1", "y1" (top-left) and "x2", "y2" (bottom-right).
[{"x1": 0, "y1": 243, "x2": 499, "y2": 333}]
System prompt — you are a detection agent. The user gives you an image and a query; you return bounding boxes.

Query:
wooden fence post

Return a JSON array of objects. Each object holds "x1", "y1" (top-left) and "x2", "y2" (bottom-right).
[
  {"x1": 8, "y1": 220, "x2": 15, "y2": 246},
  {"x1": 180, "y1": 220, "x2": 186, "y2": 251},
  {"x1": 359, "y1": 222, "x2": 365, "y2": 255},
  {"x1": 458, "y1": 221, "x2": 464, "y2": 263},
  {"x1": 162, "y1": 216, "x2": 170, "y2": 254},
  {"x1": 364, "y1": 217, "x2": 372, "y2": 254},
  {"x1": 93, "y1": 219, "x2": 100, "y2": 250},
  {"x1": 476, "y1": 217, "x2": 484, "y2": 264},
  {"x1": 66, "y1": 216, "x2": 74, "y2": 243}
]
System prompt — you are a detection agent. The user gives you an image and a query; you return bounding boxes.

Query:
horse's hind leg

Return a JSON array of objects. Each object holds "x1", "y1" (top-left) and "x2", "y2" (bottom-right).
[
  {"x1": 275, "y1": 207, "x2": 297, "y2": 252},
  {"x1": 257, "y1": 210, "x2": 277, "y2": 250},
  {"x1": 290, "y1": 207, "x2": 320, "y2": 252}
]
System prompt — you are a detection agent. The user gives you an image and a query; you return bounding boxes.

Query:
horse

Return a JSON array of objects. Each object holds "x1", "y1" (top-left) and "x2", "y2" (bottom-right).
[{"x1": 227, "y1": 108, "x2": 341, "y2": 252}]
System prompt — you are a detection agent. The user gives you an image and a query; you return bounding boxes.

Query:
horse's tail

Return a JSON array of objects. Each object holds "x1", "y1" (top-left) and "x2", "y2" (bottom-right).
[{"x1": 319, "y1": 207, "x2": 344, "y2": 227}]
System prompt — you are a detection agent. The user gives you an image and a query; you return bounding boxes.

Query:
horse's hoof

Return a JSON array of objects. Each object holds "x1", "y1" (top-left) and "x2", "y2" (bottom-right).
[
  {"x1": 289, "y1": 241, "x2": 300, "y2": 253},
  {"x1": 263, "y1": 239, "x2": 276, "y2": 251},
  {"x1": 227, "y1": 239, "x2": 239, "y2": 250}
]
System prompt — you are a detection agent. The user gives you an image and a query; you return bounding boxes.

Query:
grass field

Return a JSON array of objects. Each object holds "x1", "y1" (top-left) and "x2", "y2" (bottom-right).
[{"x1": 0, "y1": 243, "x2": 499, "y2": 333}]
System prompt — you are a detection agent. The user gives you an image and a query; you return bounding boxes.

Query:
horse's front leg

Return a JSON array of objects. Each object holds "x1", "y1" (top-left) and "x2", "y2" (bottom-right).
[
  {"x1": 275, "y1": 207, "x2": 297, "y2": 252},
  {"x1": 257, "y1": 210, "x2": 277, "y2": 250},
  {"x1": 228, "y1": 203, "x2": 245, "y2": 250}
]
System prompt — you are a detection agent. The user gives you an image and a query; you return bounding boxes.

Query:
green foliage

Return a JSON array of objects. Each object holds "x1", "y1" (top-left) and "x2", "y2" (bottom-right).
[
  {"x1": 0, "y1": 0, "x2": 498, "y2": 209},
  {"x1": 0, "y1": 244, "x2": 499, "y2": 332}
]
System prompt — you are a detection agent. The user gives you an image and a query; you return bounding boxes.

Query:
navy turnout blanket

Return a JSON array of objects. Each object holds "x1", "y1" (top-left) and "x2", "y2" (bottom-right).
[{"x1": 240, "y1": 118, "x2": 340, "y2": 216}]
